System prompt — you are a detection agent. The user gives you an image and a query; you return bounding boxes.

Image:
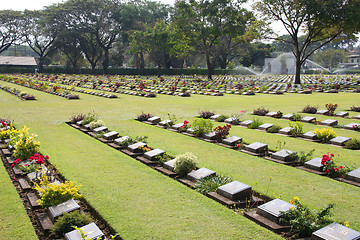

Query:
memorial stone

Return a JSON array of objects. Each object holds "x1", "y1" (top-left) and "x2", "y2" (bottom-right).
[
  {"x1": 48, "y1": 199, "x2": 80, "y2": 222},
  {"x1": 330, "y1": 136, "x2": 351, "y2": 146},
  {"x1": 222, "y1": 136, "x2": 242, "y2": 146},
  {"x1": 187, "y1": 168, "x2": 216, "y2": 182},
  {"x1": 93, "y1": 126, "x2": 108, "y2": 134},
  {"x1": 144, "y1": 148, "x2": 165, "y2": 161},
  {"x1": 240, "y1": 120, "x2": 253, "y2": 127},
  {"x1": 163, "y1": 159, "x2": 176, "y2": 171},
  {"x1": 256, "y1": 198, "x2": 295, "y2": 223},
  {"x1": 335, "y1": 111, "x2": 349, "y2": 118},
  {"x1": 244, "y1": 142, "x2": 268, "y2": 154},
  {"x1": 102, "y1": 131, "x2": 119, "y2": 140},
  {"x1": 127, "y1": 142, "x2": 147, "y2": 153},
  {"x1": 258, "y1": 123, "x2": 274, "y2": 131},
  {"x1": 271, "y1": 149, "x2": 295, "y2": 162},
  {"x1": 304, "y1": 158, "x2": 324, "y2": 172},
  {"x1": 278, "y1": 127, "x2": 293, "y2": 135},
  {"x1": 301, "y1": 116, "x2": 316, "y2": 123},
  {"x1": 312, "y1": 222, "x2": 360, "y2": 240},
  {"x1": 216, "y1": 181, "x2": 251, "y2": 201},
  {"x1": 302, "y1": 131, "x2": 317, "y2": 140},
  {"x1": 321, "y1": 119, "x2": 338, "y2": 126},
  {"x1": 345, "y1": 168, "x2": 360, "y2": 183},
  {"x1": 64, "y1": 223, "x2": 104, "y2": 240}
]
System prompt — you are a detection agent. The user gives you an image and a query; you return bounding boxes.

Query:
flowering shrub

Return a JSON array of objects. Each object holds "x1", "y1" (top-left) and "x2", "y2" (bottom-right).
[
  {"x1": 69, "y1": 113, "x2": 85, "y2": 123},
  {"x1": 352, "y1": 124, "x2": 360, "y2": 131},
  {"x1": 12, "y1": 153, "x2": 48, "y2": 174},
  {"x1": 0, "y1": 124, "x2": 21, "y2": 141},
  {"x1": 274, "y1": 111, "x2": 283, "y2": 118},
  {"x1": 173, "y1": 152, "x2": 198, "y2": 176},
  {"x1": 11, "y1": 126, "x2": 40, "y2": 160},
  {"x1": 139, "y1": 145, "x2": 151, "y2": 152},
  {"x1": 89, "y1": 120, "x2": 105, "y2": 130},
  {"x1": 192, "y1": 118, "x2": 213, "y2": 137},
  {"x1": 313, "y1": 128, "x2": 337, "y2": 142},
  {"x1": 213, "y1": 124, "x2": 231, "y2": 142},
  {"x1": 280, "y1": 197, "x2": 334, "y2": 238},
  {"x1": 289, "y1": 121, "x2": 304, "y2": 137},
  {"x1": 325, "y1": 103, "x2": 338, "y2": 115},
  {"x1": 137, "y1": 112, "x2": 153, "y2": 121},
  {"x1": 321, "y1": 154, "x2": 352, "y2": 178},
  {"x1": 179, "y1": 120, "x2": 190, "y2": 132}
]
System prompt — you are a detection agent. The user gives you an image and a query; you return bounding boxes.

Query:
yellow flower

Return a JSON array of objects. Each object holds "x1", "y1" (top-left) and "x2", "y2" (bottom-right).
[
  {"x1": 345, "y1": 221, "x2": 349, "y2": 227},
  {"x1": 290, "y1": 200, "x2": 294, "y2": 204},
  {"x1": 294, "y1": 197, "x2": 300, "y2": 201}
]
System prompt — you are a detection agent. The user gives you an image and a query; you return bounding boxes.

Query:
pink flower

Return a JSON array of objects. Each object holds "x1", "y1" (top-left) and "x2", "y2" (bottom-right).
[
  {"x1": 24, "y1": 164, "x2": 28, "y2": 167},
  {"x1": 45, "y1": 155, "x2": 49, "y2": 160}
]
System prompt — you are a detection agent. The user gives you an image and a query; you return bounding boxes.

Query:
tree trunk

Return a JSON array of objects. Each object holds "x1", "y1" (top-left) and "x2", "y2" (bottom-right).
[
  {"x1": 295, "y1": 58, "x2": 301, "y2": 85},
  {"x1": 218, "y1": 55, "x2": 227, "y2": 69},
  {"x1": 102, "y1": 48, "x2": 109, "y2": 74},
  {"x1": 157, "y1": 64, "x2": 161, "y2": 77},
  {"x1": 38, "y1": 56, "x2": 45, "y2": 73},
  {"x1": 139, "y1": 51, "x2": 145, "y2": 69}
]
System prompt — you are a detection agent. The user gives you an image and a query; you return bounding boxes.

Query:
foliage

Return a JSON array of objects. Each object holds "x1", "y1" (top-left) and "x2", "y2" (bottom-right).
[
  {"x1": 173, "y1": 152, "x2": 198, "y2": 176},
  {"x1": 289, "y1": 121, "x2": 304, "y2": 137},
  {"x1": 195, "y1": 175, "x2": 232, "y2": 194},
  {"x1": 213, "y1": 124, "x2": 231, "y2": 142},
  {"x1": 230, "y1": 110, "x2": 247, "y2": 124},
  {"x1": 199, "y1": 111, "x2": 215, "y2": 119},
  {"x1": 70, "y1": 113, "x2": 85, "y2": 123},
  {"x1": 50, "y1": 211, "x2": 92, "y2": 239},
  {"x1": 321, "y1": 154, "x2": 352, "y2": 178},
  {"x1": 156, "y1": 153, "x2": 173, "y2": 164},
  {"x1": 248, "y1": 118, "x2": 263, "y2": 129},
  {"x1": 350, "y1": 106, "x2": 360, "y2": 112},
  {"x1": 288, "y1": 149, "x2": 315, "y2": 164},
  {"x1": 302, "y1": 105, "x2": 318, "y2": 114},
  {"x1": 0, "y1": 124, "x2": 21, "y2": 141},
  {"x1": 89, "y1": 120, "x2": 105, "y2": 130},
  {"x1": 313, "y1": 128, "x2": 337, "y2": 142},
  {"x1": 266, "y1": 125, "x2": 281, "y2": 133},
  {"x1": 179, "y1": 120, "x2": 190, "y2": 132},
  {"x1": 325, "y1": 103, "x2": 338, "y2": 116},
  {"x1": 137, "y1": 112, "x2": 153, "y2": 121},
  {"x1": 344, "y1": 139, "x2": 360, "y2": 150},
  {"x1": 280, "y1": 197, "x2": 334, "y2": 238},
  {"x1": 253, "y1": 107, "x2": 269, "y2": 116},
  {"x1": 11, "y1": 126, "x2": 40, "y2": 160},
  {"x1": 274, "y1": 111, "x2": 283, "y2": 118},
  {"x1": 192, "y1": 118, "x2": 214, "y2": 137},
  {"x1": 34, "y1": 179, "x2": 82, "y2": 208},
  {"x1": 351, "y1": 124, "x2": 360, "y2": 131},
  {"x1": 139, "y1": 145, "x2": 152, "y2": 153},
  {"x1": 216, "y1": 114, "x2": 229, "y2": 122},
  {"x1": 13, "y1": 153, "x2": 47, "y2": 174},
  {"x1": 82, "y1": 111, "x2": 100, "y2": 125},
  {"x1": 292, "y1": 113, "x2": 302, "y2": 121}
]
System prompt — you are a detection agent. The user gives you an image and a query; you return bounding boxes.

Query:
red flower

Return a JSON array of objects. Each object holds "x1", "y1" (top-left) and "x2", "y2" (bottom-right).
[
  {"x1": 330, "y1": 154, "x2": 334, "y2": 157},
  {"x1": 24, "y1": 164, "x2": 28, "y2": 167},
  {"x1": 45, "y1": 155, "x2": 49, "y2": 160},
  {"x1": 340, "y1": 166, "x2": 343, "y2": 169},
  {"x1": 325, "y1": 170, "x2": 330, "y2": 173},
  {"x1": 336, "y1": 168, "x2": 339, "y2": 171},
  {"x1": 184, "y1": 120, "x2": 189, "y2": 124}
]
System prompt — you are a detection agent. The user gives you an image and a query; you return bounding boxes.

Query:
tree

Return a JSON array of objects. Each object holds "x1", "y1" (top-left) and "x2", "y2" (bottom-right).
[
  {"x1": 173, "y1": 0, "x2": 257, "y2": 79},
  {"x1": 0, "y1": 10, "x2": 22, "y2": 54},
  {"x1": 312, "y1": 49, "x2": 349, "y2": 70},
  {"x1": 237, "y1": 42, "x2": 274, "y2": 67},
  {"x1": 255, "y1": 0, "x2": 360, "y2": 84},
  {"x1": 22, "y1": 10, "x2": 58, "y2": 73}
]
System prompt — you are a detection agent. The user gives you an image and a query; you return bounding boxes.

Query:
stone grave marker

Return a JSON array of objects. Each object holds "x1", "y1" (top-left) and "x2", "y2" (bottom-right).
[
  {"x1": 114, "y1": 136, "x2": 130, "y2": 146},
  {"x1": 187, "y1": 168, "x2": 216, "y2": 182},
  {"x1": 258, "y1": 123, "x2": 274, "y2": 131},
  {"x1": 93, "y1": 126, "x2": 108, "y2": 134},
  {"x1": 344, "y1": 123, "x2": 359, "y2": 130},
  {"x1": 163, "y1": 159, "x2": 176, "y2": 172},
  {"x1": 103, "y1": 131, "x2": 119, "y2": 140},
  {"x1": 256, "y1": 198, "x2": 295, "y2": 224},
  {"x1": 354, "y1": 115, "x2": 360, "y2": 120},
  {"x1": 186, "y1": 128, "x2": 195, "y2": 134},
  {"x1": 144, "y1": 148, "x2": 165, "y2": 161},
  {"x1": 48, "y1": 199, "x2": 80, "y2": 222},
  {"x1": 127, "y1": 142, "x2": 147, "y2": 153},
  {"x1": 76, "y1": 120, "x2": 83, "y2": 126},
  {"x1": 317, "y1": 109, "x2": 329, "y2": 115},
  {"x1": 278, "y1": 127, "x2": 293, "y2": 135},
  {"x1": 244, "y1": 142, "x2": 268, "y2": 155},
  {"x1": 335, "y1": 111, "x2": 349, "y2": 118},
  {"x1": 345, "y1": 168, "x2": 360, "y2": 183},
  {"x1": 84, "y1": 124, "x2": 91, "y2": 130},
  {"x1": 321, "y1": 119, "x2": 338, "y2": 126},
  {"x1": 301, "y1": 116, "x2": 316, "y2": 123},
  {"x1": 282, "y1": 114, "x2": 294, "y2": 120},
  {"x1": 330, "y1": 136, "x2": 351, "y2": 146},
  {"x1": 271, "y1": 149, "x2": 295, "y2": 162},
  {"x1": 64, "y1": 222, "x2": 104, "y2": 240},
  {"x1": 224, "y1": 117, "x2": 238, "y2": 124},
  {"x1": 302, "y1": 131, "x2": 317, "y2": 140},
  {"x1": 159, "y1": 119, "x2": 173, "y2": 127},
  {"x1": 172, "y1": 123, "x2": 184, "y2": 130},
  {"x1": 312, "y1": 222, "x2": 360, "y2": 240},
  {"x1": 203, "y1": 131, "x2": 217, "y2": 140},
  {"x1": 147, "y1": 116, "x2": 161, "y2": 124},
  {"x1": 210, "y1": 114, "x2": 221, "y2": 120},
  {"x1": 216, "y1": 181, "x2": 251, "y2": 201},
  {"x1": 265, "y1": 112, "x2": 278, "y2": 117},
  {"x1": 222, "y1": 136, "x2": 242, "y2": 146},
  {"x1": 304, "y1": 157, "x2": 324, "y2": 172},
  {"x1": 240, "y1": 120, "x2": 253, "y2": 127}
]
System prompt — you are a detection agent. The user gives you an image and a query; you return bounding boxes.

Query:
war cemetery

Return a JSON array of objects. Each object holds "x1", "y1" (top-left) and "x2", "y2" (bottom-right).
[{"x1": 0, "y1": 0, "x2": 359, "y2": 239}]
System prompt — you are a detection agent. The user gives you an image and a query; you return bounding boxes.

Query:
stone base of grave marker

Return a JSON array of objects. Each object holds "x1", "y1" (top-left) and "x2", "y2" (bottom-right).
[
  {"x1": 18, "y1": 178, "x2": 31, "y2": 191},
  {"x1": 154, "y1": 167, "x2": 177, "y2": 178},
  {"x1": 107, "y1": 143, "x2": 123, "y2": 149},
  {"x1": 136, "y1": 156, "x2": 159, "y2": 166},
  {"x1": 37, "y1": 213, "x2": 53, "y2": 231},
  {"x1": 177, "y1": 178, "x2": 197, "y2": 188},
  {"x1": 296, "y1": 166, "x2": 327, "y2": 176},
  {"x1": 120, "y1": 149, "x2": 143, "y2": 157},
  {"x1": 206, "y1": 192, "x2": 264, "y2": 208},
  {"x1": 243, "y1": 211, "x2": 291, "y2": 233},
  {"x1": 27, "y1": 192, "x2": 40, "y2": 208}
]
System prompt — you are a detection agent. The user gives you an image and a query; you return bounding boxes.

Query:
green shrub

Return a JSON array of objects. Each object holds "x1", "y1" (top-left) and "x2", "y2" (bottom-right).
[
  {"x1": 274, "y1": 111, "x2": 283, "y2": 118},
  {"x1": 216, "y1": 115, "x2": 229, "y2": 122},
  {"x1": 288, "y1": 149, "x2": 315, "y2": 164},
  {"x1": 199, "y1": 111, "x2": 215, "y2": 119},
  {"x1": 266, "y1": 125, "x2": 281, "y2": 133},
  {"x1": 344, "y1": 139, "x2": 360, "y2": 150},
  {"x1": 289, "y1": 121, "x2": 304, "y2": 137},
  {"x1": 50, "y1": 211, "x2": 92, "y2": 239},
  {"x1": 192, "y1": 118, "x2": 213, "y2": 137},
  {"x1": 313, "y1": 128, "x2": 337, "y2": 142},
  {"x1": 89, "y1": 120, "x2": 104, "y2": 130},
  {"x1": 248, "y1": 118, "x2": 263, "y2": 129},
  {"x1": 173, "y1": 152, "x2": 198, "y2": 176},
  {"x1": 12, "y1": 126, "x2": 40, "y2": 161},
  {"x1": 82, "y1": 111, "x2": 100, "y2": 125},
  {"x1": 195, "y1": 175, "x2": 232, "y2": 194},
  {"x1": 302, "y1": 105, "x2": 318, "y2": 114},
  {"x1": 292, "y1": 113, "x2": 303, "y2": 121},
  {"x1": 253, "y1": 107, "x2": 269, "y2": 116}
]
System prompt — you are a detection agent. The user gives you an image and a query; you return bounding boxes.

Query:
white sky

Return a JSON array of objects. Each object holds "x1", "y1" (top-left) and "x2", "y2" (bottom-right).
[{"x1": 0, "y1": 0, "x2": 287, "y2": 35}]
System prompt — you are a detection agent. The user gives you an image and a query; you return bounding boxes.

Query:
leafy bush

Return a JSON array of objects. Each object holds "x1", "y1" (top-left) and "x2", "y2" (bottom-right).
[
  {"x1": 289, "y1": 121, "x2": 304, "y2": 137},
  {"x1": 12, "y1": 126, "x2": 40, "y2": 160},
  {"x1": 253, "y1": 107, "x2": 269, "y2": 116},
  {"x1": 195, "y1": 175, "x2": 232, "y2": 194},
  {"x1": 274, "y1": 111, "x2": 283, "y2": 118},
  {"x1": 325, "y1": 103, "x2": 338, "y2": 116},
  {"x1": 192, "y1": 118, "x2": 213, "y2": 137},
  {"x1": 137, "y1": 112, "x2": 153, "y2": 121},
  {"x1": 82, "y1": 111, "x2": 100, "y2": 125},
  {"x1": 156, "y1": 153, "x2": 173, "y2": 164},
  {"x1": 280, "y1": 197, "x2": 334, "y2": 238},
  {"x1": 0, "y1": 124, "x2": 21, "y2": 141},
  {"x1": 313, "y1": 128, "x2": 337, "y2": 142},
  {"x1": 248, "y1": 118, "x2": 263, "y2": 129},
  {"x1": 350, "y1": 106, "x2": 360, "y2": 112},
  {"x1": 216, "y1": 115, "x2": 229, "y2": 122},
  {"x1": 213, "y1": 124, "x2": 231, "y2": 142},
  {"x1": 89, "y1": 120, "x2": 105, "y2": 130},
  {"x1": 292, "y1": 113, "x2": 303, "y2": 121},
  {"x1": 50, "y1": 211, "x2": 92, "y2": 239},
  {"x1": 173, "y1": 152, "x2": 198, "y2": 176},
  {"x1": 344, "y1": 139, "x2": 360, "y2": 150},
  {"x1": 288, "y1": 149, "x2": 315, "y2": 164},
  {"x1": 199, "y1": 110, "x2": 215, "y2": 119},
  {"x1": 70, "y1": 113, "x2": 85, "y2": 123},
  {"x1": 321, "y1": 153, "x2": 352, "y2": 178},
  {"x1": 266, "y1": 125, "x2": 281, "y2": 133},
  {"x1": 34, "y1": 180, "x2": 82, "y2": 208},
  {"x1": 302, "y1": 105, "x2": 318, "y2": 114}
]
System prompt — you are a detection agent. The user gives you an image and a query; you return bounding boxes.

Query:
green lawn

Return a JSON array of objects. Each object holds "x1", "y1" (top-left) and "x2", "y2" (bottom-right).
[{"x1": 1, "y1": 79, "x2": 359, "y2": 239}]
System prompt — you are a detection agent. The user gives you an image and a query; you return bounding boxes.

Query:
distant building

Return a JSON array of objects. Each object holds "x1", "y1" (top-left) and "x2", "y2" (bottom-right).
[
  {"x1": 263, "y1": 53, "x2": 296, "y2": 75},
  {"x1": 0, "y1": 56, "x2": 37, "y2": 67},
  {"x1": 339, "y1": 54, "x2": 360, "y2": 69}
]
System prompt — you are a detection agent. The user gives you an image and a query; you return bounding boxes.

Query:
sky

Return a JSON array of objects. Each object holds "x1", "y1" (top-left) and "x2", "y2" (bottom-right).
[{"x1": 0, "y1": 0, "x2": 287, "y2": 35}]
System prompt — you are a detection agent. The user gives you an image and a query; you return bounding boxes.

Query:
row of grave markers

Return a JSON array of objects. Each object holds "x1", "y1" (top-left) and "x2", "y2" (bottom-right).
[
  {"x1": 0, "y1": 126, "x2": 112, "y2": 240},
  {"x1": 140, "y1": 116, "x2": 360, "y2": 187},
  {"x1": 68, "y1": 119, "x2": 360, "y2": 239},
  {"x1": 0, "y1": 84, "x2": 36, "y2": 100}
]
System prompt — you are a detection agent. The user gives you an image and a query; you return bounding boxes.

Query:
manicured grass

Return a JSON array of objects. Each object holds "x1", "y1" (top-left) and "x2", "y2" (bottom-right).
[
  {"x1": 1, "y1": 79, "x2": 360, "y2": 238},
  {"x1": 0, "y1": 160, "x2": 38, "y2": 239}
]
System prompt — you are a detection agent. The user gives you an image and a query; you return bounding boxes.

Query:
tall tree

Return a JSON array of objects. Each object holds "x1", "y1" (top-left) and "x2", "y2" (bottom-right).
[
  {"x1": 0, "y1": 10, "x2": 22, "y2": 54},
  {"x1": 255, "y1": 0, "x2": 360, "y2": 84},
  {"x1": 173, "y1": 0, "x2": 258, "y2": 79}
]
